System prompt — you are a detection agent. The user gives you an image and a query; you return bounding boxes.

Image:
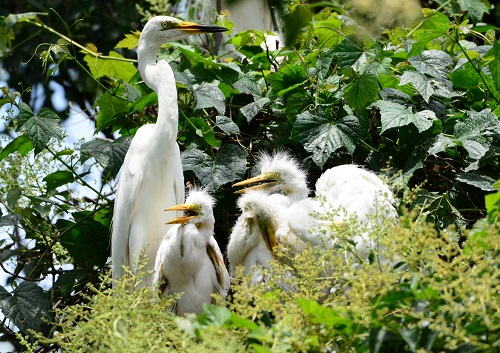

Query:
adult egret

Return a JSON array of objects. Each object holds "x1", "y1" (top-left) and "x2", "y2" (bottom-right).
[
  {"x1": 233, "y1": 152, "x2": 397, "y2": 260},
  {"x1": 153, "y1": 189, "x2": 230, "y2": 315},
  {"x1": 111, "y1": 17, "x2": 227, "y2": 286}
]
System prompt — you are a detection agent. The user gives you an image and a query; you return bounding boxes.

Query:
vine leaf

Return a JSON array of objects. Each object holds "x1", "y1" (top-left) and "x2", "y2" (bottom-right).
[
  {"x1": 57, "y1": 214, "x2": 110, "y2": 268},
  {"x1": 182, "y1": 144, "x2": 247, "y2": 191},
  {"x1": 488, "y1": 40, "x2": 500, "y2": 91},
  {"x1": 192, "y1": 81, "x2": 226, "y2": 115},
  {"x1": 457, "y1": 0, "x2": 489, "y2": 23},
  {"x1": 399, "y1": 71, "x2": 454, "y2": 103},
  {"x1": 80, "y1": 136, "x2": 132, "y2": 178},
  {"x1": 0, "y1": 282, "x2": 51, "y2": 334},
  {"x1": 83, "y1": 51, "x2": 136, "y2": 81},
  {"x1": 43, "y1": 171, "x2": 75, "y2": 192},
  {"x1": 216, "y1": 116, "x2": 240, "y2": 135},
  {"x1": 0, "y1": 134, "x2": 34, "y2": 162},
  {"x1": 16, "y1": 103, "x2": 63, "y2": 155},
  {"x1": 373, "y1": 100, "x2": 437, "y2": 133},
  {"x1": 456, "y1": 173, "x2": 497, "y2": 191},
  {"x1": 454, "y1": 109, "x2": 500, "y2": 161},
  {"x1": 344, "y1": 72, "x2": 379, "y2": 110},
  {"x1": 409, "y1": 50, "x2": 454, "y2": 79},
  {"x1": 291, "y1": 110, "x2": 360, "y2": 168},
  {"x1": 241, "y1": 98, "x2": 270, "y2": 122}
]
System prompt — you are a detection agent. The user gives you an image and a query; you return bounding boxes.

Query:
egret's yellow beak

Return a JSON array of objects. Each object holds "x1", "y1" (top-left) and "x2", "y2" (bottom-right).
[
  {"x1": 233, "y1": 173, "x2": 281, "y2": 194},
  {"x1": 176, "y1": 21, "x2": 228, "y2": 34},
  {"x1": 260, "y1": 220, "x2": 278, "y2": 255},
  {"x1": 165, "y1": 203, "x2": 201, "y2": 224}
]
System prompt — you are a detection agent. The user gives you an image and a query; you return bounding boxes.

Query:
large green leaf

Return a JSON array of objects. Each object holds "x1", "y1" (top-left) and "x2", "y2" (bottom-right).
[
  {"x1": 330, "y1": 37, "x2": 365, "y2": 69},
  {"x1": 454, "y1": 108, "x2": 500, "y2": 160},
  {"x1": 344, "y1": 72, "x2": 379, "y2": 110},
  {"x1": 185, "y1": 117, "x2": 221, "y2": 147},
  {"x1": 84, "y1": 51, "x2": 136, "y2": 82},
  {"x1": 267, "y1": 64, "x2": 308, "y2": 96},
  {"x1": 16, "y1": 103, "x2": 63, "y2": 155},
  {"x1": 43, "y1": 170, "x2": 75, "y2": 192},
  {"x1": 399, "y1": 71, "x2": 455, "y2": 102},
  {"x1": 409, "y1": 50, "x2": 454, "y2": 79},
  {"x1": 291, "y1": 110, "x2": 360, "y2": 168},
  {"x1": 373, "y1": 100, "x2": 437, "y2": 133},
  {"x1": 95, "y1": 91, "x2": 131, "y2": 131},
  {"x1": 80, "y1": 136, "x2": 132, "y2": 178},
  {"x1": 408, "y1": 11, "x2": 450, "y2": 56},
  {"x1": 0, "y1": 134, "x2": 34, "y2": 162},
  {"x1": 0, "y1": 282, "x2": 51, "y2": 334},
  {"x1": 192, "y1": 81, "x2": 226, "y2": 115},
  {"x1": 313, "y1": 17, "x2": 344, "y2": 48},
  {"x1": 457, "y1": 0, "x2": 489, "y2": 23},
  {"x1": 456, "y1": 173, "x2": 497, "y2": 191},
  {"x1": 216, "y1": 116, "x2": 240, "y2": 135},
  {"x1": 241, "y1": 98, "x2": 270, "y2": 122},
  {"x1": 182, "y1": 144, "x2": 247, "y2": 191},
  {"x1": 57, "y1": 214, "x2": 110, "y2": 268},
  {"x1": 296, "y1": 298, "x2": 352, "y2": 332}
]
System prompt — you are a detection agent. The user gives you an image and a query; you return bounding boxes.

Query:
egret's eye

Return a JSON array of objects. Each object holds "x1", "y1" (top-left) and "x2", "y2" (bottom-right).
[
  {"x1": 197, "y1": 205, "x2": 203, "y2": 211},
  {"x1": 274, "y1": 172, "x2": 280, "y2": 178},
  {"x1": 161, "y1": 21, "x2": 176, "y2": 30}
]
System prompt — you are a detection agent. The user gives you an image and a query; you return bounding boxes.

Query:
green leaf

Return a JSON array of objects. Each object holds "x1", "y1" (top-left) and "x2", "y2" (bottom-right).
[
  {"x1": 192, "y1": 81, "x2": 226, "y2": 115},
  {"x1": 399, "y1": 71, "x2": 455, "y2": 102},
  {"x1": 216, "y1": 116, "x2": 240, "y2": 134},
  {"x1": 84, "y1": 51, "x2": 136, "y2": 81},
  {"x1": 313, "y1": 17, "x2": 344, "y2": 48},
  {"x1": 409, "y1": 50, "x2": 454, "y2": 79},
  {"x1": 456, "y1": 173, "x2": 497, "y2": 191},
  {"x1": 409, "y1": 11, "x2": 450, "y2": 56},
  {"x1": 373, "y1": 100, "x2": 437, "y2": 133},
  {"x1": 267, "y1": 64, "x2": 308, "y2": 95},
  {"x1": 80, "y1": 137, "x2": 132, "y2": 178},
  {"x1": 344, "y1": 72, "x2": 379, "y2": 110},
  {"x1": 428, "y1": 134, "x2": 455, "y2": 155},
  {"x1": 5, "y1": 12, "x2": 44, "y2": 30},
  {"x1": 457, "y1": 0, "x2": 489, "y2": 23},
  {"x1": 330, "y1": 38, "x2": 366, "y2": 69},
  {"x1": 182, "y1": 144, "x2": 247, "y2": 191},
  {"x1": 0, "y1": 134, "x2": 34, "y2": 162},
  {"x1": 241, "y1": 98, "x2": 270, "y2": 123},
  {"x1": 57, "y1": 216, "x2": 110, "y2": 268},
  {"x1": 197, "y1": 305, "x2": 232, "y2": 327},
  {"x1": 296, "y1": 298, "x2": 352, "y2": 332},
  {"x1": 123, "y1": 82, "x2": 142, "y2": 102},
  {"x1": 114, "y1": 31, "x2": 140, "y2": 49},
  {"x1": 291, "y1": 110, "x2": 361, "y2": 168},
  {"x1": 95, "y1": 92, "x2": 130, "y2": 131},
  {"x1": 43, "y1": 170, "x2": 75, "y2": 192},
  {"x1": 449, "y1": 63, "x2": 481, "y2": 90},
  {"x1": 488, "y1": 40, "x2": 500, "y2": 91},
  {"x1": 454, "y1": 109, "x2": 500, "y2": 160},
  {"x1": 16, "y1": 103, "x2": 63, "y2": 155},
  {"x1": 0, "y1": 282, "x2": 51, "y2": 334}
]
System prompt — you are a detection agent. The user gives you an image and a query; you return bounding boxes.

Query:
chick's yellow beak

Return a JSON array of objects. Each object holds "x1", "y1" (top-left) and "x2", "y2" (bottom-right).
[
  {"x1": 233, "y1": 173, "x2": 280, "y2": 194},
  {"x1": 165, "y1": 203, "x2": 200, "y2": 224}
]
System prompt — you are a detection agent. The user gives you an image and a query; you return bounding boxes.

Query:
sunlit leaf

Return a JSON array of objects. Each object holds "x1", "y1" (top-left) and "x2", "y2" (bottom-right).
[
  {"x1": 115, "y1": 31, "x2": 140, "y2": 49},
  {"x1": 457, "y1": 0, "x2": 489, "y2": 23},
  {"x1": 216, "y1": 116, "x2": 240, "y2": 134},
  {"x1": 372, "y1": 100, "x2": 437, "y2": 133},
  {"x1": 0, "y1": 134, "x2": 34, "y2": 162},
  {"x1": 84, "y1": 51, "x2": 136, "y2": 82}
]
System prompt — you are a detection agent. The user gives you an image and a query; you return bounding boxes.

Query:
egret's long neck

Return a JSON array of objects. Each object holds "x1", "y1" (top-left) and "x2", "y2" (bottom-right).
[{"x1": 137, "y1": 39, "x2": 178, "y2": 139}]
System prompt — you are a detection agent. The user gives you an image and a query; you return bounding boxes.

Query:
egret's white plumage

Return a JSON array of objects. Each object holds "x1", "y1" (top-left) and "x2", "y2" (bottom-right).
[
  {"x1": 111, "y1": 16, "x2": 227, "y2": 286},
  {"x1": 227, "y1": 190, "x2": 287, "y2": 282},
  {"x1": 153, "y1": 189, "x2": 230, "y2": 315}
]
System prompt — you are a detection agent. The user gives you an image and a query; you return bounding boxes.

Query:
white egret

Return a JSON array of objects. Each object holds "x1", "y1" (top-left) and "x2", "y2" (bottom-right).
[
  {"x1": 233, "y1": 152, "x2": 397, "y2": 261},
  {"x1": 111, "y1": 17, "x2": 228, "y2": 286},
  {"x1": 227, "y1": 190, "x2": 285, "y2": 283},
  {"x1": 153, "y1": 189, "x2": 230, "y2": 315}
]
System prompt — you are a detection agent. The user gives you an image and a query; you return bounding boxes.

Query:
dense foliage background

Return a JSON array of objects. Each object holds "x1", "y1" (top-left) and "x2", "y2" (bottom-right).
[{"x1": 0, "y1": 0, "x2": 499, "y2": 351}]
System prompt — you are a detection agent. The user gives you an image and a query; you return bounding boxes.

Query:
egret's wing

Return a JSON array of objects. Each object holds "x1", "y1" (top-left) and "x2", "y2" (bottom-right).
[
  {"x1": 206, "y1": 237, "x2": 230, "y2": 296},
  {"x1": 111, "y1": 125, "x2": 154, "y2": 283}
]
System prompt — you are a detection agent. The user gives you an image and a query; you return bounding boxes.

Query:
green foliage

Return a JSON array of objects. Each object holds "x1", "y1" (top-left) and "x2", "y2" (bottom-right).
[{"x1": 1, "y1": 0, "x2": 499, "y2": 350}]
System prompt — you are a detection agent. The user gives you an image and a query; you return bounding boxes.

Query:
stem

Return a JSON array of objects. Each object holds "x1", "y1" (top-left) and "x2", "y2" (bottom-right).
[{"x1": 26, "y1": 19, "x2": 137, "y2": 63}]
